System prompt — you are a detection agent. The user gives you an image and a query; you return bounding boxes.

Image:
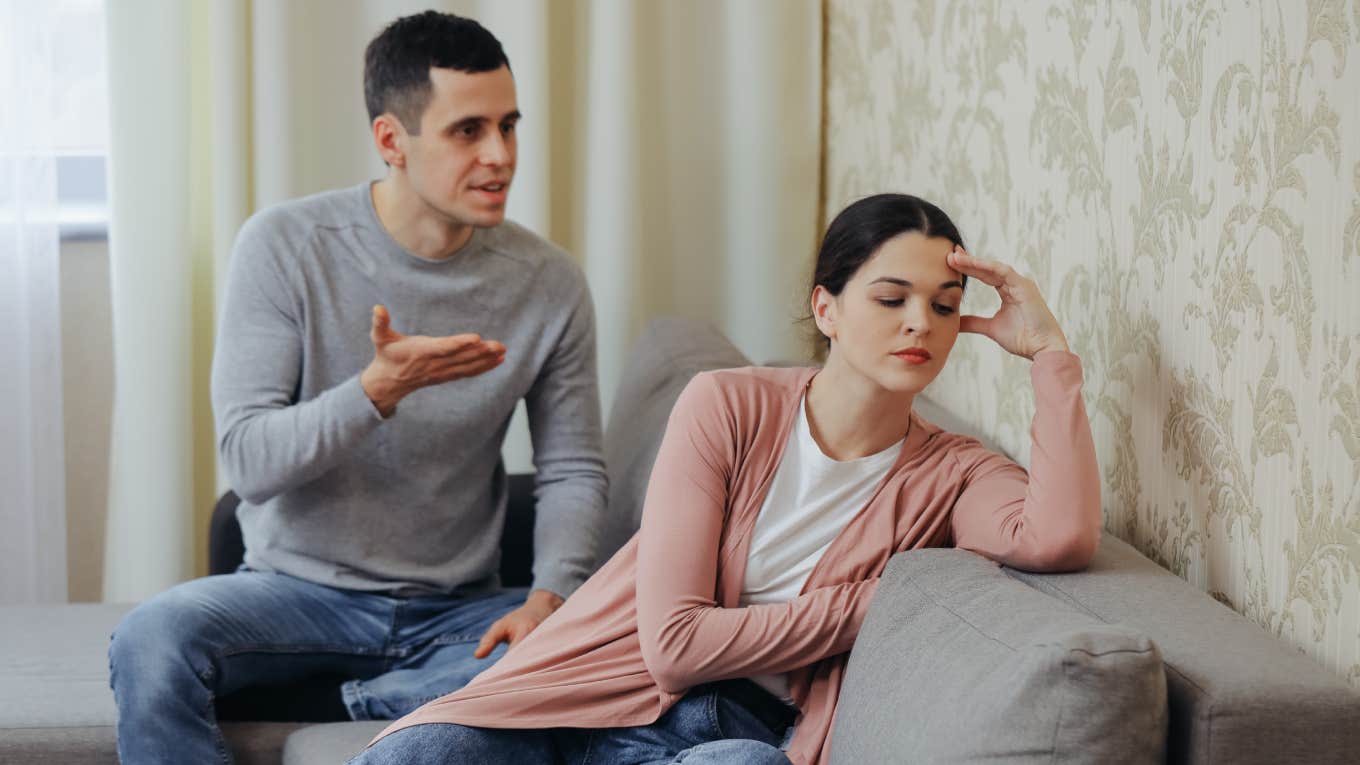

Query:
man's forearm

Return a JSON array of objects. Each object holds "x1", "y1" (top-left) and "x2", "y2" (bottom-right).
[{"x1": 214, "y1": 374, "x2": 384, "y2": 504}]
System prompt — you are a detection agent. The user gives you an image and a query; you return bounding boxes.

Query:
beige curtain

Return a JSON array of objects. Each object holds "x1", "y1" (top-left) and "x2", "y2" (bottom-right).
[{"x1": 101, "y1": 0, "x2": 821, "y2": 601}]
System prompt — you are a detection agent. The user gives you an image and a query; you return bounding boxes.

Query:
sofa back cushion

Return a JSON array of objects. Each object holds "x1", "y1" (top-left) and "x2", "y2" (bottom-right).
[
  {"x1": 596, "y1": 318, "x2": 752, "y2": 567},
  {"x1": 830, "y1": 548, "x2": 1167, "y2": 764}
]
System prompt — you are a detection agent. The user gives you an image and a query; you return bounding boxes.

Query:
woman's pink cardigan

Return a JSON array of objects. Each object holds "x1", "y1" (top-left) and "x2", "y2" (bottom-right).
[{"x1": 374, "y1": 352, "x2": 1101, "y2": 765}]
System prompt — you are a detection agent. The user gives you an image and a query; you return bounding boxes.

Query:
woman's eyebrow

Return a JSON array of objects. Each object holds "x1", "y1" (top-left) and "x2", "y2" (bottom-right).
[{"x1": 868, "y1": 277, "x2": 965, "y2": 290}]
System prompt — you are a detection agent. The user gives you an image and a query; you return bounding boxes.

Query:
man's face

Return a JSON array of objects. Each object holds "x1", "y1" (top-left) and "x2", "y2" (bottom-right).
[{"x1": 400, "y1": 65, "x2": 519, "y2": 229}]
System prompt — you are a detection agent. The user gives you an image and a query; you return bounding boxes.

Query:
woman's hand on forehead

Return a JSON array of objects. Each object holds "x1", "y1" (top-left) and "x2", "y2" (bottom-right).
[{"x1": 945, "y1": 247, "x2": 1071, "y2": 360}]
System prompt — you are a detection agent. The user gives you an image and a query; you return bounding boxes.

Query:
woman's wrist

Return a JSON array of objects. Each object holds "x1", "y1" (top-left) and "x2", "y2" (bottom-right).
[{"x1": 1031, "y1": 342, "x2": 1071, "y2": 358}]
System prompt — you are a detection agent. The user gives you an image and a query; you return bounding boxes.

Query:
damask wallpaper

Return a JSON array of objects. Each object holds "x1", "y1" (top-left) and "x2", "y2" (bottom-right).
[{"x1": 824, "y1": 0, "x2": 1360, "y2": 686}]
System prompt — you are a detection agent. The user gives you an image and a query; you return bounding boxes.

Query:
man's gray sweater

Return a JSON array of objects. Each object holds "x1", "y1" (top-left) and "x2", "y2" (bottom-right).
[{"x1": 210, "y1": 182, "x2": 607, "y2": 597}]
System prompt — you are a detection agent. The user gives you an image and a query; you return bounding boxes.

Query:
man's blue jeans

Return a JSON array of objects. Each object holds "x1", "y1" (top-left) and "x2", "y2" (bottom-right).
[
  {"x1": 348, "y1": 679, "x2": 795, "y2": 765},
  {"x1": 108, "y1": 569, "x2": 525, "y2": 765}
]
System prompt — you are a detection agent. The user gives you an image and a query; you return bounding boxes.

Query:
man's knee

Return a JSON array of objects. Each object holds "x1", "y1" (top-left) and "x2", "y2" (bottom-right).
[{"x1": 109, "y1": 582, "x2": 221, "y2": 688}]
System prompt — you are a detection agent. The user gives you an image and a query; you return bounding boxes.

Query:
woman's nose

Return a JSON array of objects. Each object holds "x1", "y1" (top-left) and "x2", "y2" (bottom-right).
[{"x1": 903, "y1": 305, "x2": 931, "y2": 335}]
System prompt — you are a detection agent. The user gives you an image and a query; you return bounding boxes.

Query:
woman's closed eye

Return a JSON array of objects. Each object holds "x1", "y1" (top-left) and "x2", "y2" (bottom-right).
[{"x1": 874, "y1": 297, "x2": 957, "y2": 315}]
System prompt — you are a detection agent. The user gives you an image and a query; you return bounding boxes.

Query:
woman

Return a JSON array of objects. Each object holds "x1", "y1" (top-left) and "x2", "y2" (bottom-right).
[{"x1": 350, "y1": 194, "x2": 1101, "y2": 765}]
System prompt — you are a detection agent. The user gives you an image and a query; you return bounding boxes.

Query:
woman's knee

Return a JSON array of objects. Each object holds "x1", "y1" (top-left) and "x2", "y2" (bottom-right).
[
  {"x1": 675, "y1": 738, "x2": 791, "y2": 764},
  {"x1": 349, "y1": 723, "x2": 548, "y2": 765}
]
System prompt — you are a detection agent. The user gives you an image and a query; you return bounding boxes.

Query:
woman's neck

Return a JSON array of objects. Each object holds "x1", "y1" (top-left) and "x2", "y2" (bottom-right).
[{"x1": 804, "y1": 357, "x2": 915, "y2": 461}]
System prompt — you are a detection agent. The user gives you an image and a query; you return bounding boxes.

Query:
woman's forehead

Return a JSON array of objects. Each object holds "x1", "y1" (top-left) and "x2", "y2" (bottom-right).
[{"x1": 857, "y1": 232, "x2": 958, "y2": 281}]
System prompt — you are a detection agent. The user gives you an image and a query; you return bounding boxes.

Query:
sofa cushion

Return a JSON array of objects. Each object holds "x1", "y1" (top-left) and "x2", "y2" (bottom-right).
[
  {"x1": 0, "y1": 602, "x2": 377, "y2": 764},
  {"x1": 282, "y1": 721, "x2": 387, "y2": 765},
  {"x1": 597, "y1": 317, "x2": 752, "y2": 565},
  {"x1": 830, "y1": 548, "x2": 1167, "y2": 764}
]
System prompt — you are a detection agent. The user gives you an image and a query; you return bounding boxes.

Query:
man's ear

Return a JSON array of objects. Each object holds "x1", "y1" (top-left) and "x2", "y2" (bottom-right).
[
  {"x1": 811, "y1": 285, "x2": 837, "y2": 342},
  {"x1": 372, "y1": 114, "x2": 407, "y2": 169}
]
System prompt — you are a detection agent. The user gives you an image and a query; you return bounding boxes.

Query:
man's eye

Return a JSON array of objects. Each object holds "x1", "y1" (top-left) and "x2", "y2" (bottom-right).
[
  {"x1": 501, "y1": 122, "x2": 516, "y2": 134},
  {"x1": 459, "y1": 125, "x2": 479, "y2": 138}
]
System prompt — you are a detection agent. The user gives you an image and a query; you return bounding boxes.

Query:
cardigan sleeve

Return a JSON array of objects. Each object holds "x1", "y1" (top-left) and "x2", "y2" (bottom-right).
[
  {"x1": 634, "y1": 373, "x2": 880, "y2": 694},
  {"x1": 948, "y1": 350, "x2": 1102, "y2": 572}
]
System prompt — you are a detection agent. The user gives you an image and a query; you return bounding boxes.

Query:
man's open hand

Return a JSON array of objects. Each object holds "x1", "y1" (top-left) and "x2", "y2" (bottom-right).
[
  {"x1": 473, "y1": 589, "x2": 564, "y2": 659},
  {"x1": 359, "y1": 305, "x2": 506, "y2": 416}
]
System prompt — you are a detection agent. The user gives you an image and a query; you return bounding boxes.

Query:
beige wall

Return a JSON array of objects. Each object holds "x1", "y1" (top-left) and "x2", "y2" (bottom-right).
[{"x1": 824, "y1": 0, "x2": 1360, "y2": 687}]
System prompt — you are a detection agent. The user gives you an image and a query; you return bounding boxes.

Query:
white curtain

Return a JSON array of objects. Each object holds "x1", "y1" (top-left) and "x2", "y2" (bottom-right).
[
  {"x1": 102, "y1": 0, "x2": 820, "y2": 601},
  {"x1": 0, "y1": 0, "x2": 68, "y2": 604}
]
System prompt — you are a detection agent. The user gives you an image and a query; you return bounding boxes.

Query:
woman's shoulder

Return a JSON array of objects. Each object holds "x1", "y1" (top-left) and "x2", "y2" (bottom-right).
[
  {"x1": 675, "y1": 366, "x2": 817, "y2": 422},
  {"x1": 908, "y1": 407, "x2": 1015, "y2": 475}
]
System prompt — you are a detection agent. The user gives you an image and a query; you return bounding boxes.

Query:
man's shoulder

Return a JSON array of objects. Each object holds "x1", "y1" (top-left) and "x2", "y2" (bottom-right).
[
  {"x1": 238, "y1": 184, "x2": 366, "y2": 246},
  {"x1": 480, "y1": 220, "x2": 583, "y2": 281}
]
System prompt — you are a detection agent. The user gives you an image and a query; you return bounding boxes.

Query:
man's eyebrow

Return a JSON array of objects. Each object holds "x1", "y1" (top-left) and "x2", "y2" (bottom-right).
[
  {"x1": 443, "y1": 111, "x2": 522, "y2": 132},
  {"x1": 868, "y1": 277, "x2": 965, "y2": 290}
]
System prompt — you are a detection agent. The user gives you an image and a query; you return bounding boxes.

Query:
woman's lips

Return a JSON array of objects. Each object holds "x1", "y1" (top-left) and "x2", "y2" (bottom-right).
[{"x1": 892, "y1": 351, "x2": 931, "y2": 365}]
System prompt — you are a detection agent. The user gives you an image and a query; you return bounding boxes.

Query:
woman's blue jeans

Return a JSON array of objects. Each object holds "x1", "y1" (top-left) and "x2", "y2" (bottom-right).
[
  {"x1": 108, "y1": 569, "x2": 525, "y2": 764},
  {"x1": 348, "y1": 680, "x2": 795, "y2": 765}
]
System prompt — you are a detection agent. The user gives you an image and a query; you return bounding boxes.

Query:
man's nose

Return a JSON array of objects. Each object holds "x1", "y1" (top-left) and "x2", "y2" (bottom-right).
[{"x1": 481, "y1": 133, "x2": 511, "y2": 166}]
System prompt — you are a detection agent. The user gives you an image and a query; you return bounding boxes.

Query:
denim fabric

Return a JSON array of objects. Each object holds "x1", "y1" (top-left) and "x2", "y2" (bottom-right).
[
  {"x1": 108, "y1": 569, "x2": 525, "y2": 764},
  {"x1": 349, "y1": 682, "x2": 794, "y2": 765}
]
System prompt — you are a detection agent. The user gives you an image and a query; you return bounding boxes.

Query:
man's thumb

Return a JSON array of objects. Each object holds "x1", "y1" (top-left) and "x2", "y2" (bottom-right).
[{"x1": 371, "y1": 305, "x2": 393, "y2": 341}]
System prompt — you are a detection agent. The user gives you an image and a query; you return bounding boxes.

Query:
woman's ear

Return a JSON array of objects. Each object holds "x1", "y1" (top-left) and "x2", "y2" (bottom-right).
[{"x1": 811, "y1": 285, "x2": 837, "y2": 342}]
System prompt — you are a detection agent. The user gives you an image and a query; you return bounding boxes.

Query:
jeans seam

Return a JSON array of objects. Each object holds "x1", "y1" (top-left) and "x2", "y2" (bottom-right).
[
  {"x1": 341, "y1": 680, "x2": 370, "y2": 721},
  {"x1": 217, "y1": 643, "x2": 386, "y2": 659},
  {"x1": 579, "y1": 729, "x2": 597, "y2": 765},
  {"x1": 383, "y1": 600, "x2": 402, "y2": 672},
  {"x1": 203, "y1": 680, "x2": 231, "y2": 765},
  {"x1": 708, "y1": 690, "x2": 725, "y2": 741}
]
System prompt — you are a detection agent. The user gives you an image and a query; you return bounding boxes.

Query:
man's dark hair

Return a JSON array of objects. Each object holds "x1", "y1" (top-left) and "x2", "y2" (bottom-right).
[{"x1": 364, "y1": 11, "x2": 510, "y2": 134}]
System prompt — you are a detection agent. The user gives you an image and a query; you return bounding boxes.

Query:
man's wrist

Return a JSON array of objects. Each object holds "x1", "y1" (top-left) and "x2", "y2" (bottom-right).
[
  {"x1": 526, "y1": 588, "x2": 564, "y2": 612},
  {"x1": 359, "y1": 366, "x2": 403, "y2": 417}
]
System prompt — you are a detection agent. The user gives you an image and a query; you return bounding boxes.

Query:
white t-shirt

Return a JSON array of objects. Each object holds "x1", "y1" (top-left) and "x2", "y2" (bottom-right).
[{"x1": 740, "y1": 394, "x2": 904, "y2": 701}]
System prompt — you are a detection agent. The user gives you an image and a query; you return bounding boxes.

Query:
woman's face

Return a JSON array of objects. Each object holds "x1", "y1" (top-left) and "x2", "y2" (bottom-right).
[{"x1": 813, "y1": 231, "x2": 965, "y2": 395}]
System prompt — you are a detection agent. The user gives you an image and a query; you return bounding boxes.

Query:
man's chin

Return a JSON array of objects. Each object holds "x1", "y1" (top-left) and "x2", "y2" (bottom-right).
[{"x1": 471, "y1": 209, "x2": 508, "y2": 228}]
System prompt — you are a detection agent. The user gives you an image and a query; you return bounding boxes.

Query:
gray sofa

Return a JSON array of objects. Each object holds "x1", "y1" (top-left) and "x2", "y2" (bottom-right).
[{"x1": 3, "y1": 317, "x2": 1358, "y2": 763}]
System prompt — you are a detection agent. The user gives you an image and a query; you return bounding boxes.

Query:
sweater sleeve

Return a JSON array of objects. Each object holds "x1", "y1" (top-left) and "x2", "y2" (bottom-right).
[
  {"x1": 949, "y1": 350, "x2": 1102, "y2": 572},
  {"x1": 635, "y1": 373, "x2": 880, "y2": 695},
  {"x1": 523, "y1": 272, "x2": 609, "y2": 599},
  {"x1": 210, "y1": 215, "x2": 384, "y2": 505}
]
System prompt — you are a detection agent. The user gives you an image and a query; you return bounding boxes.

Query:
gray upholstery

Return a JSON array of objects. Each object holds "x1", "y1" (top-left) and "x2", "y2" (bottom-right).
[
  {"x1": 831, "y1": 549, "x2": 1167, "y2": 764},
  {"x1": 0, "y1": 603, "x2": 310, "y2": 764},
  {"x1": 596, "y1": 317, "x2": 752, "y2": 565},
  {"x1": 281, "y1": 722, "x2": 387, "y2": 765},
  {"x1": 1006, "y1": 532, "x2": 1360, "y2": 765}
]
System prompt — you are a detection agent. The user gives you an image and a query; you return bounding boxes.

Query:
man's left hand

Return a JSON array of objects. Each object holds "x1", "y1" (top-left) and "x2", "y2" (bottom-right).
[{"x1": 473, "y1": 589, "x2": 564, "y2": 659}]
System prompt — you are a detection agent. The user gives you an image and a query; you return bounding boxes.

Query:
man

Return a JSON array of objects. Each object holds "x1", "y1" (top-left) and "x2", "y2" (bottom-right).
[{"x1": 108, "y1": 12, "x2": 608, "y2": 763}]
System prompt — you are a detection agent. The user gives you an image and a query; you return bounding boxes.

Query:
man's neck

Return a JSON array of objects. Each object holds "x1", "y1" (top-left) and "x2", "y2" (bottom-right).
[{"x1": 371, "y1": 175, "x2": 474, "y2": 261}]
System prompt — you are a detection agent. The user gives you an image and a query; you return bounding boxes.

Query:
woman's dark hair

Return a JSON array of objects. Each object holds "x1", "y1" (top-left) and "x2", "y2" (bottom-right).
[
  {"x1": 364, "y1": 11, "x2": 510, "y2": 133},
  {"x1": 807, "y1": 194, "x2": 967, "y2": 351}
]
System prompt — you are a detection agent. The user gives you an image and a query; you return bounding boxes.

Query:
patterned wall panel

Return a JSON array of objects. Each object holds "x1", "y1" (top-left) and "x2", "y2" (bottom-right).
[{"x1": 824, "y1": 0, "x2": 1360, "y2": 686}]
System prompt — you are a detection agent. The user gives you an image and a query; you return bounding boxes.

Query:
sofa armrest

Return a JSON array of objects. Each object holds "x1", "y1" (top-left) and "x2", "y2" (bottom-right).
[
  {"x1": 833, "y1": 547, "x2": 1165, "y2": 764},
  {"x1": 1003, "y1": 531, "x2": 1360, "y2": 765}
]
